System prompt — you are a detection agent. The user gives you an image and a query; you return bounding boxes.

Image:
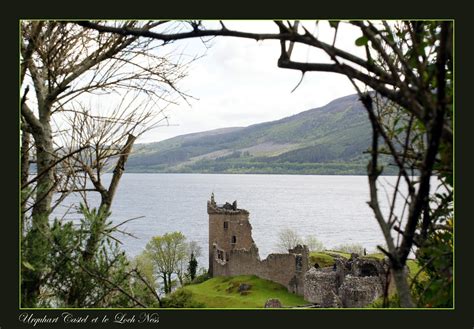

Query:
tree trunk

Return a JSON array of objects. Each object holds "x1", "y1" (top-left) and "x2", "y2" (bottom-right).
[
  {"x1": 162, "y1": 274, "x2": 168, "y2": 295},
  {"x1": 101, "y1": 134, "x2": 136, "y2": 212},
  {"x1": 167, "y1": 274, "x2": 172, "y2": 294},
  {"x1": 21, "y1": 126, "x2": 30, "y2": 236},
  {"x1": 391, "y1": 265, "x2": 415, "y2": 308},
  {"x1": 24, "y1": 106, "x2": 55, "y2": 307},
  {"x1": 31, "y1": 115, "x2": 54, "y2": 226}
]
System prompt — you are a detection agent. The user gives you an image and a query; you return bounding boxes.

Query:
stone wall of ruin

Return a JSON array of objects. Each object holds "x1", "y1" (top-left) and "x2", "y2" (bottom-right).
[{"x1": 212, "y1": 244, "x2": 308, "y2": 296}]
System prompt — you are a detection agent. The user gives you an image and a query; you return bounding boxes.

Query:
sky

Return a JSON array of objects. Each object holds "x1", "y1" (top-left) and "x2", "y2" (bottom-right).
[{"x1": 109, "y1": 21, "x2": 368, "y2": 143}]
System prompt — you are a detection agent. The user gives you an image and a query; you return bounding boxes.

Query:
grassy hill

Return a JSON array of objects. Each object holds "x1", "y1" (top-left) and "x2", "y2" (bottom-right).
[
  {"x1": 127, "y1": 94, "x2": 396, "y2": 175},
  {"x1": 181, "y1": 275, "x2": 308, "y2": 308},
  {"x1": 164, "y1": 252, "x2": 426, "y2": 308}
]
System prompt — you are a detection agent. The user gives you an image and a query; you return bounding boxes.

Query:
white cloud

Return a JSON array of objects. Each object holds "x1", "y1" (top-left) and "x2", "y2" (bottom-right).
[{"x1": 139, "y1": 21, "x2": 365, "y2": 143}]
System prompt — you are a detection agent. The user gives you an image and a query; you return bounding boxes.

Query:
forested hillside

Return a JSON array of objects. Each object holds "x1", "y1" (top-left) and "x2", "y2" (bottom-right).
[{"x1": 127, "y1": 94, "x2": 394, "y2": 175}]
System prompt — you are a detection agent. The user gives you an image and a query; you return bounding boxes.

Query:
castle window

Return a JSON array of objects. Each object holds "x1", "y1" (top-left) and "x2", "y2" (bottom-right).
[
  {"x1": 224, "y1": 221, "x2": 228, "y2": 229},
  {"x1": 295, "y1": 255, "x2": 303, "y2": 272},
  {"x1": 231, "y1": 235, "x2": 237, "y2": 244}
]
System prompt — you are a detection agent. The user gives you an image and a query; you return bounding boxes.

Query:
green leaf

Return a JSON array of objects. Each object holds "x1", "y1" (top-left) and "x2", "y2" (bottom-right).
[
  {"x1": 355, "y1": 36, "x2": 369, "y2": 46},
  {"x1": 23, "y1": 261, "x2": 35, "y2": 271}
]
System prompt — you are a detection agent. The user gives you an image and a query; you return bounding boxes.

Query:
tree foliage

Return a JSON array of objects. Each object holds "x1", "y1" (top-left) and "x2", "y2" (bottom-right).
[
  {"x1": 23, "y1": 205, "x2": 134, "y2": 307},
  {"x1": 144, "y1": 232, "x2": 188, "y2": 294},
  {"x1": 20, "y1": 20, "x2": 192, "y2": 307}
]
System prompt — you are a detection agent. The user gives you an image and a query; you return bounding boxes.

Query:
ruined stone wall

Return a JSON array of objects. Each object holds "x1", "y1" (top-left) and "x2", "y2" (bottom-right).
[
  {"x1": 304, "y1": 268, "x2": 338, "y2": 306},
  {"x1": 213, "y1": 244, "x2": 261, "y2": 277},
  {"x1": 257, "y1": 252, "x2": 307, "y2": 295},
  {"x1": 339, "y1": 275, "x2": 383, "y2": 308},
  {"x1": 212, "y1": 246, "x2": 308, "y2": 296},
  {"x1": 303, "y1": 255, "x2": 385, "y2": 307}
]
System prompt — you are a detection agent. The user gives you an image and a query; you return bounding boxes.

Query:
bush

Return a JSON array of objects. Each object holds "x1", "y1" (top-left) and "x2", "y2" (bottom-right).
[
  {"x1": 304, "y1": 236, "x2": 325, "y2": 252},
  {"x1": 334, "y1": 243, "x2": 365, "y2": 255},
  {"x1": 367, "y1": 294, "x2": 401, "y2": 308},
  {"x1": 191, "y1": 272, "x2": 211, "y2": 284},
  {"x1": 161, "y1": 289, "x2": 205, "y2": 308}
]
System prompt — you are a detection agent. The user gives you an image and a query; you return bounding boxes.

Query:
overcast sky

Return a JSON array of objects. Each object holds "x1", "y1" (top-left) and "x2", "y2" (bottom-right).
[{"x1": 138, "y1": 21, "x2": 366, "y2": 143}]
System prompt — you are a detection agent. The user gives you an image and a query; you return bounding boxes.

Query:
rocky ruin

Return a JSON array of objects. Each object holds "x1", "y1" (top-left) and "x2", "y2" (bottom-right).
[
  {"x1": 208, "y1": 194, "x2": 387, "y2": 308},
  {"x1": 304, "y1": 254, "x2": 387, "y2": 307}
]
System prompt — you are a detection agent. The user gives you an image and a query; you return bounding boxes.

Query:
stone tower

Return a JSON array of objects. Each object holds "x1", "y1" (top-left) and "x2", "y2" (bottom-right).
[{"x1": 207, "y1": 193, "x2": 255, "y2": 276}]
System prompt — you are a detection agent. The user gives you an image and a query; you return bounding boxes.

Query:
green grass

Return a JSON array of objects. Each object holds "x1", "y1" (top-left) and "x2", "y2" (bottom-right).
[
  {"x1": 183, "y1": 275, "x2": 308, "y2": 308},
  {"x1": 323, "y1": 250, "x2": 352, "y2": 259},
  {"x1": 407, "y1": 259, "x2": 429, "y2": 283},
  {"x1": 309, "y1": 250, "x2": 387, "y2": 269},
  {"x1": 361, "y1": 252, "x2": 385, "y2": 260},
  {"x1": 309, "y1": 252, "x2": 336, "y2": 267}
]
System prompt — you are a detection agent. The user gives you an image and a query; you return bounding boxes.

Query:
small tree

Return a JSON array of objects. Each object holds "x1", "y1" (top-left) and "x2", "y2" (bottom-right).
[
  {"x1": 145, "y1": 232, "x2": 188, "y2": 294},
  {"x1": 335, "y1": 243, "x2": 365, "y2": 255},
  {"x1": 276, "y1": 228, "x2": 302, "y2": 252},
  {"x1": 304, "y1": 236, "x2": 325, "y2": 252},
  {"x1": 187, "y1": 253, "x2": 198, "y2": 282}
]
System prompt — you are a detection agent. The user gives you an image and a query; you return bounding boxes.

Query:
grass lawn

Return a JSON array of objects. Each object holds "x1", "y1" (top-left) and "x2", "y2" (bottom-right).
[{"x1": 183, "y1": 275, "x2": 308, "y2": 308}]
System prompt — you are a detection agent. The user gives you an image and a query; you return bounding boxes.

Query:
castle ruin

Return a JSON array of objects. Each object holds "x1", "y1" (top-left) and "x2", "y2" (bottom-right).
[
  {"x1": 207, "y1": 194, "x2": 387, "y2": 307},
  {"x1": 208, "y1": 193, "x2": 308, "y2": 295}
]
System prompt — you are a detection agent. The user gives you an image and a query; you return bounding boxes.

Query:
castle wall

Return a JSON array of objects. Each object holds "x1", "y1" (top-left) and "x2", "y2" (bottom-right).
[
  {"x1": 212, "y1": 248, "x2": 308, "y2": 295},
  {"x1": 208, "y1": 203, "x2": 254, "y2": 276}
]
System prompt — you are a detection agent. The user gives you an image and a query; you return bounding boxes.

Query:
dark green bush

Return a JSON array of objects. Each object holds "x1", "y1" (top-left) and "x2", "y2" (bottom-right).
[{"x1": 161, "y1": 289, "x2": 205, "y2": 308}]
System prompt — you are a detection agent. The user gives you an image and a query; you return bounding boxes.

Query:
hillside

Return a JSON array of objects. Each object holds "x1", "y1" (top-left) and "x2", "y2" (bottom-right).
[
  {"x1": 127, "y1": 94, "x2": 394, "y2": 175},
  {"x1": 182, "y1": 275, "x2": 308, "y2": 308}
]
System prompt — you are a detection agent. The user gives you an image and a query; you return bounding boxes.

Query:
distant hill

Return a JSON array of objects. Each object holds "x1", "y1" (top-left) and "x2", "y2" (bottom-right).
[{"x1": 126, "y1": 94, "x2": 394, "y2": 175}]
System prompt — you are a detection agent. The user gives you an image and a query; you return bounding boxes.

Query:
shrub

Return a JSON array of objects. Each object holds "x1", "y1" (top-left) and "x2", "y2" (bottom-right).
[
  {"x1": 304, "y1": 236, "x2": 325, "y2": 252},
  {"x1": 334, "y1": 243, "x2": 365, "y2": 255},
  {"x1": 161, "y1": 289, "x2": 205, "y2": 308},
  {"x1": 191, "y1": 272, "x2": 211, "y2": 284},
  {"x1": 367, "y1": 294, "x2": 401, "y2": 308}
]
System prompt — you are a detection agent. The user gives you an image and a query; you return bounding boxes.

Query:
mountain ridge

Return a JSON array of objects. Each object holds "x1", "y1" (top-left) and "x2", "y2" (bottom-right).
[{"x1": 127, "y1": 93, "x2": 392, "y2": 175}]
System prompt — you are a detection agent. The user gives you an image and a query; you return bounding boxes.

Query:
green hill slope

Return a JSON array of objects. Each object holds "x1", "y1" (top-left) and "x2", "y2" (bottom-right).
[
  {"x1": 127, "y1": 94, "x2": 394, "y2": 175},
  {"x1": 182, "y1": 275, "x2": 307, "y2": 308}
]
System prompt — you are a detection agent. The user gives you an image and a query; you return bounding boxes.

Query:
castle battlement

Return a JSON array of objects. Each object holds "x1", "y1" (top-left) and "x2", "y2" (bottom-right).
[{"x1": 207, "y1": 193, "x2": 249, "y2": 215}]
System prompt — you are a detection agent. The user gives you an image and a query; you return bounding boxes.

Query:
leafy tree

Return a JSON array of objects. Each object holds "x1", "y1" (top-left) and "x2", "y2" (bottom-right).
[
  {"x1": 144, "y1": 232, "x2": 188, "y2": 294},
  {"x1": 303, "y1": 235, "x2": 325, "y2": 252}
]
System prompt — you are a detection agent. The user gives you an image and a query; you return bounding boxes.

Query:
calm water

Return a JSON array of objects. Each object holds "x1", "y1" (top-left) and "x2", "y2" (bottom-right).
[{"x1": 55, "y1": 174, "x2": 419, "y2": 268}]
